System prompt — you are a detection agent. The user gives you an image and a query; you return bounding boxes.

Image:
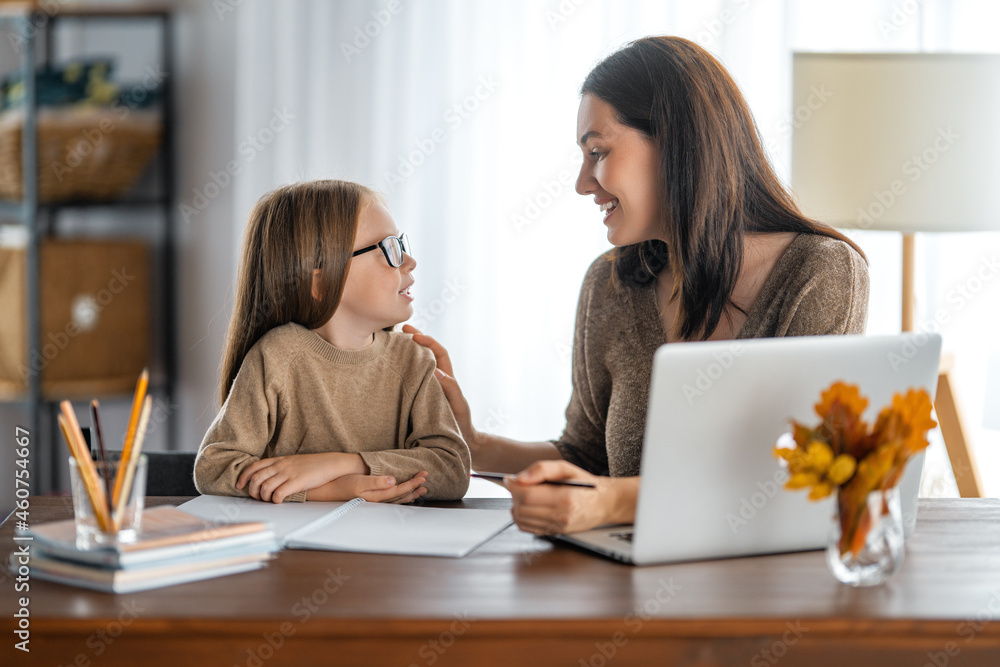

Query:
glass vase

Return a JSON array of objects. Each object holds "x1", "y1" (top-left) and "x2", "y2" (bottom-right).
[{"x1": 826, "y1": 486, "x2": 905, "y2": 587}]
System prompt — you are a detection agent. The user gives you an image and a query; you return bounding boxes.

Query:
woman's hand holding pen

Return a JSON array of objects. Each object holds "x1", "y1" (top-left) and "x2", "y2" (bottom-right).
[{"x1": 504, "y1": 460, "x2": 639, "y2": 535}]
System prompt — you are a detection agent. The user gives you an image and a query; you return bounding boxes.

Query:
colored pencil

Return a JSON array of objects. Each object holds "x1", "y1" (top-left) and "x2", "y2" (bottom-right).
[
  {"x1": 58, "y1": 404, "x2": 113, "y2": 532},
  {"x1": 113, "y1": 395, "x2": 152, "y2": 531},
  {"x1": 58, "y1": 404, "x2": 112, "y2": 530},
  {"x1": 113, "y1": 368, "x2": 148, "y2": 505}
]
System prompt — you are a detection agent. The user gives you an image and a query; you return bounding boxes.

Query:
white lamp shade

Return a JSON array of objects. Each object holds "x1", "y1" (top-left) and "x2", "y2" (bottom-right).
[{"x1": 791, "y1": 53, "x2": 1000, "y2": 232}]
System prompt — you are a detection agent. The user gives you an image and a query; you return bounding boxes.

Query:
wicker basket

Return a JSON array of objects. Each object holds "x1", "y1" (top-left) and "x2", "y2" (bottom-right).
[
  {"x1": 0, "y1": 236, "x2": 150, "y2": 400},
  {"x1": 0, "y1": 107, "x2": 162, "y2": 202}
]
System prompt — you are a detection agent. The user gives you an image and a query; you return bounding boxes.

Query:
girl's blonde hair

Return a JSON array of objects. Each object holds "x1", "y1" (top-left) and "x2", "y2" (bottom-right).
[{"x1": 219, "y1": 179, "x2": 379, "y2": 405}]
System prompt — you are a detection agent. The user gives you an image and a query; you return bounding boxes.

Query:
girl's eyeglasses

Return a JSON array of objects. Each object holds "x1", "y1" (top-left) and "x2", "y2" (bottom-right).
[{"x1": 351, "y1": 233, "x2": 410, "y2": 268}]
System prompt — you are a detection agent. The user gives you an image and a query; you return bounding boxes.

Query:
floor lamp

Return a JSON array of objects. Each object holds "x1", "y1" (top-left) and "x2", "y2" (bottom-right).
[{"x1": 790, "y1": 52, "x2": 1000, "y2": 497}]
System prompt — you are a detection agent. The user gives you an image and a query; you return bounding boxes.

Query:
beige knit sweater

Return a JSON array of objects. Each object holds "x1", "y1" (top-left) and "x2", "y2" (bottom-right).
[
  {"x1": 194, "y1": 324, "x2": 471, "y2": 501},
  {"x1": 553, "y1": 233, "x2": 870, "y2": 478}
]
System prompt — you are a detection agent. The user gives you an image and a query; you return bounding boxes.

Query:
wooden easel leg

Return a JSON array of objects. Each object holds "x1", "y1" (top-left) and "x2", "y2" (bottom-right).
[
  {"x1": 935, "y1": 369, "x2": 984, "y2": 498},
  {"x1": 902, "y1": 234, "x2": 984, "y2": 497}
]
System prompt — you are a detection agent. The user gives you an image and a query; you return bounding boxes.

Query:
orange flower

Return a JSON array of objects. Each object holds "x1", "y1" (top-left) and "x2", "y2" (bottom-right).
[
  {"x1": 774, "y1": 382, "x2": 937, "y2": 558},
  {"x1": 874, "y1": 388, "x2": 937, "y2": 490},
  {"x1": 813, "y1": 382, "x2": 870, "y2": 459},
  {"x1": 815, "y1": 381, "x2": 868, "y2": 422}
]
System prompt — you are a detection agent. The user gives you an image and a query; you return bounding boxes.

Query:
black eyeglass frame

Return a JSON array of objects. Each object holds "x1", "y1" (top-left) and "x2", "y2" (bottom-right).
[{"x1": 351, "y1": 233, "x2": 410, "y2": 267}]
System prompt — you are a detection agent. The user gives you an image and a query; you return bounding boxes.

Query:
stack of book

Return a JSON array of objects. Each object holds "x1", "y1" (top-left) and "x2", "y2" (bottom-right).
[{"x1": 12, "y1": 506, "x2": 278, "y2": 593}]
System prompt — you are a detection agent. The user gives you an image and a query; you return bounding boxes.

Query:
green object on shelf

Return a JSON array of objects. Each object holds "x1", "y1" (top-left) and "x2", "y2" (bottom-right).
[{"x1": 0, "y1": 57, "x2": 162, "y2": 113}]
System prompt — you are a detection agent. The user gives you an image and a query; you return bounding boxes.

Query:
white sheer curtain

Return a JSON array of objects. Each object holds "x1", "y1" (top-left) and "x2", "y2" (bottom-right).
[{"x1": 228, "y1": 0, "x2": 999, "y2": 493}]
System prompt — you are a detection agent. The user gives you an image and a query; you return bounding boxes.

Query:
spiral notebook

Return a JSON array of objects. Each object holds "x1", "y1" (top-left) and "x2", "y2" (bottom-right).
[{"x1": 178, "y1": 495, "x2": 512, "y2": 558}]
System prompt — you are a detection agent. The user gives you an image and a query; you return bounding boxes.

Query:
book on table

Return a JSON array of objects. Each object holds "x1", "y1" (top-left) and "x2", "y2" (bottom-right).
[
  {"x1": 12, "y1": 548, "x2": 275, "y2": 595},
  {"x1": 178, "y1": 494, "x2": 514, "y2": 558},
  {"x1": 12, "y1": 506, "x2": 279, "y2": 593}
]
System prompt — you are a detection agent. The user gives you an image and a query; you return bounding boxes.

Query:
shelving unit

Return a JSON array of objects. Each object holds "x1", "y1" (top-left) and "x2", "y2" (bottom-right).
[{"x1": 0, "y1": 4, "x2": 175, "y2": 494}]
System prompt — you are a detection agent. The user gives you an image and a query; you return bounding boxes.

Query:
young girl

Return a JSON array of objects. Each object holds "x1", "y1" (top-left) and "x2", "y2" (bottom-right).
[{"x1": 194, "y1": 180, "x2": 470, "y2": 503}]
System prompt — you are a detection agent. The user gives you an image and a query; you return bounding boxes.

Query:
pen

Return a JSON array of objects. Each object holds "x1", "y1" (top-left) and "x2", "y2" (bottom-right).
[
  {"x1": 90, "y1": 399, "x2": 114, "y2": 512},
  {"x1": 471, "y1": 472, "x2": 596, "y2": 489}
]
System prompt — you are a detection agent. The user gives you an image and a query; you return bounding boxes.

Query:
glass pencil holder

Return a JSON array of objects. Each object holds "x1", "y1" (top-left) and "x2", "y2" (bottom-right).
[{"x1": 69, "y1": 454, "x2": 147, "y2": 549}]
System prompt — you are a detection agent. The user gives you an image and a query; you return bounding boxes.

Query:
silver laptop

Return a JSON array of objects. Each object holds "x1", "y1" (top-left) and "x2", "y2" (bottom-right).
[{"x1": 555, "y1": 333, "x2": 942, "y2": 566}]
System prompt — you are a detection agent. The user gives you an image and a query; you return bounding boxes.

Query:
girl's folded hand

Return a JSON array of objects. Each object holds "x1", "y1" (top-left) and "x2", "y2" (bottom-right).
[
  {"x1": 307, "y1": 471, "x2": 429, "y2": 504},
  {"x1": 236, "y1": 452, "x2": 368, "y2": 503}
]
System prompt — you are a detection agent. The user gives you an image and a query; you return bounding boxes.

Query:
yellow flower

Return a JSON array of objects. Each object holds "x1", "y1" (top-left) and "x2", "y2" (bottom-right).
[
  {"x1": 827, "y1": 454, "x2": 857, "y2": 485},
  {"x1": 776, "y1": 437, "x2": 845, "y2": 498},
  {"x1": 787, "y1": 472, "x2": 821, "y2": 489},
  {"x1": 803, "y1": 440, "x2": 834, "y2": 472},
  {"x1": 808, "y1": 481, "x2": 834, "y2": 501}
]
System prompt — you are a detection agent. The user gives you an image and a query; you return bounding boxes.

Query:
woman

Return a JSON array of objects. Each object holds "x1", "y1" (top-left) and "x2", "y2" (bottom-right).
[{"x1": 406, "y1": 36, "x2": 869, "y2": 535}]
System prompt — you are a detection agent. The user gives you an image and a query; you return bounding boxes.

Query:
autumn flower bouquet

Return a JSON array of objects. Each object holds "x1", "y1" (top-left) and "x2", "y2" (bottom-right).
[{"x1": 773, "y1": 381, "x2": 936, "y2": 585}]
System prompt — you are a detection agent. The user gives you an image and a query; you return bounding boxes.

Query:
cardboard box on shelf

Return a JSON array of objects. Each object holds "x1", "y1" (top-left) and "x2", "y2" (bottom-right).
[{"x1": 0, "y1": 238, "x2": 150, "y2": 399}]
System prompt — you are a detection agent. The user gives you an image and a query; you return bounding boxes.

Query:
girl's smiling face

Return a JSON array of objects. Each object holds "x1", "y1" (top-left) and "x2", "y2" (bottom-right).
[
  {"x1": 334, "y1": 200, "x2": 416, "y2": 338},
  {"x1": 575, "y1": 93, "x2": 663, "y2": 246}
]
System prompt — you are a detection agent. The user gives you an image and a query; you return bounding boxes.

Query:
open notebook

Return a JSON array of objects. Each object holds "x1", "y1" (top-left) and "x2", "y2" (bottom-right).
[{"x1": 178, "y1": 495, "x2": 513, "y2": 558}]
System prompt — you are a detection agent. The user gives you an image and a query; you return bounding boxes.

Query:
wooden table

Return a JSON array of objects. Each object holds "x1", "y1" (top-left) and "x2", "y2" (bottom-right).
[{"x1": 3, "y1": 497, "x2": 1000, "y2": 666}]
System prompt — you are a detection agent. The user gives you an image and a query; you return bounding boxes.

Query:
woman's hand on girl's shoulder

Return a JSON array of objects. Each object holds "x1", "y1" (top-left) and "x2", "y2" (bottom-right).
[
  {"x1": 504, "y1": 460, "x2": 639, "y2": 534},
  {"x1": 402, "y1": 325, "x2": 480, "y2": 450}
]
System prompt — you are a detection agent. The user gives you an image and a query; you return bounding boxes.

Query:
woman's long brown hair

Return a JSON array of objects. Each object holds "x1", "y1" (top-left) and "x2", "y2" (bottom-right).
[
  {"x1": 581, "y1": 36, "x2": 866, "y2": 341},
  {"x1": 218, "y1": 180, "x2": 377, "y2": 406}
]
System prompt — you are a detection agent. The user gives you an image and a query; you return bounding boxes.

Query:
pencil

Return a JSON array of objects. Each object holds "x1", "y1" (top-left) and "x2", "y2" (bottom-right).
[
  {"x1": 90, "y1": 399, "x2": 113, "y2": 513},
  {"x1": 58, "y1": 404, "x2": 113, "y2": 532},
  {"x1": 59, "y1": 404, "x2": 112, "y2": 531},
  {"x1": 113, "y1": 395, "x2": 152, "y2": 531},
  {"x1": 471, "y1": 472, "x2": 596, "y2": 489},
  {"x1": 113, "y1": 368, "x2": 148, "y2": 506}
]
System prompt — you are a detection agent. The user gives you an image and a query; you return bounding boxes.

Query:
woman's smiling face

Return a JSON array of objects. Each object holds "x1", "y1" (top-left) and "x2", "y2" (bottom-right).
[{"x1": 575, "y1": 93, "x2": 663, "y2": 246}]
